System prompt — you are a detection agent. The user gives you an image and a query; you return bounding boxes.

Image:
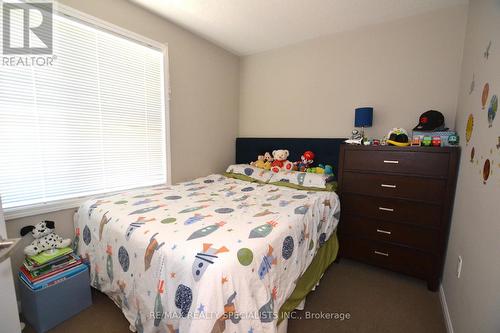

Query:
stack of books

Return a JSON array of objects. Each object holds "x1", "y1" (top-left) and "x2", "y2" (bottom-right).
[{"x1": 19, "y1": 247, "x2": 87, "y2": 290}]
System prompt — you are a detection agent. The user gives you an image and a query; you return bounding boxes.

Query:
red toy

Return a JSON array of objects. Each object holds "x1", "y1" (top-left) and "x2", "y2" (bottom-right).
[
  {"x1": 431, "y1": 136, "x2": 441, "y2": 147},
  {"x1": 295, "y1": 150, "x2": 315, "y2": 172}
]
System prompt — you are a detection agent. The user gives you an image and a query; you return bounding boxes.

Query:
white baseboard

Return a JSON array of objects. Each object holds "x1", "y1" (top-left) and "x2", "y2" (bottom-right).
[{"x1": 439, "y1": 285, "x2": 454, "y2": 333}]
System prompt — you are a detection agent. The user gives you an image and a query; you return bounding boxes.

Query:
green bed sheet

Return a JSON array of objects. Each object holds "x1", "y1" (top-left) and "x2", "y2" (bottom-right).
[{"x1": 278, "y1": 230, "x2": 339, "y2": 323}]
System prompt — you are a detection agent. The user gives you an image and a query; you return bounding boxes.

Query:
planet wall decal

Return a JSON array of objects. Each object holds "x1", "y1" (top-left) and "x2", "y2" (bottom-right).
[
  {"x1": 466, "y1": 114, "x2": 474, "y2": 145},
  {"x1": 482, "y1": 83, "x2": 489, "y2": 110},
  {"x1": 483, "y1": 159, "x2": 491, "y2": 184},
  {"x1": 488, "y1": 95, "x2": 497, "y2": 128}
]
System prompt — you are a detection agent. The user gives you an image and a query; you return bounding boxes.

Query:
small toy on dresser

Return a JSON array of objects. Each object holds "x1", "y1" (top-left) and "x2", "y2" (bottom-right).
[
  {"x1": 345, "y1": 129, "x2": 364, "y2": 145},
  {"x1": 21, "y1": 220, "x2": 72, "y2": 256}
]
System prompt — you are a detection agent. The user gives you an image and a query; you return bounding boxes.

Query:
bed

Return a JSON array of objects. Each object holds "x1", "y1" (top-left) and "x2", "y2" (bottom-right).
[{"x1": 74, "y1": 138, "x2": 345, "y2": 333}]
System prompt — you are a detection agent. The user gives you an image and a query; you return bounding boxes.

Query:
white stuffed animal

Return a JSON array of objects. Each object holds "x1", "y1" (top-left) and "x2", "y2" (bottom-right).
[
  {"x1": 20, "y1": 220, "x2": 72, "y2": 256},
  {"x1": 271, "y1": 149, "x2": 293, "y2": 173}
]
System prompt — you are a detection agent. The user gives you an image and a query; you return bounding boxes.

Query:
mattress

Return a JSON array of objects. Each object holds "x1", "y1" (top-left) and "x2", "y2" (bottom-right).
[{"x1": 74, "y1": 174, "x2": 340, "y2": 333}]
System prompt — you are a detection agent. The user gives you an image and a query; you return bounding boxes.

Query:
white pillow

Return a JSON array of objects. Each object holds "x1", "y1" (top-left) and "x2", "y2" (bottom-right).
[
  {"x1": 269, "y1": 170, "x2": 329, "y2": 188},
  {"x1": 225, "y1": 164, "x2": 274, "y2": 182}
]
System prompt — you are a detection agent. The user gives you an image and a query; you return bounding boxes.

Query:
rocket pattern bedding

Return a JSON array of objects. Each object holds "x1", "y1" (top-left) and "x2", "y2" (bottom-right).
[{"x1": 74, "y1": 174, "x2": 340, "y2": 333}]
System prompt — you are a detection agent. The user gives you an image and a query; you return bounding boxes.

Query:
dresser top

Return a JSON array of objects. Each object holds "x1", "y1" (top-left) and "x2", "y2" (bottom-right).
[{"x1": 341, "y1": 144, "x2": 460, "y2": 153}]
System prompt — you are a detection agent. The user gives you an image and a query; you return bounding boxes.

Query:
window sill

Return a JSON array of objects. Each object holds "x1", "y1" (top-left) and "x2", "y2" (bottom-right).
[{"x1": 4, "y1": 198, "x2": 84, "y2": 221}]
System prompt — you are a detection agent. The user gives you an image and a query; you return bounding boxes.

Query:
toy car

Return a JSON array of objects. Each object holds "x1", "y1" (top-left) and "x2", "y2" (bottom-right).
[{"x1": 422, "y1": 136, "x2": 432, "y2": 146}]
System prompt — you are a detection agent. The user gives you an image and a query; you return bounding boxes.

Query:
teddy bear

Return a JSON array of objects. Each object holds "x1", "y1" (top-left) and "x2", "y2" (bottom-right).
[
  {"x1": 271, "y1": 149, "x2": 293, "y2": 173},
  {"x1": 20, "y1": 220, "x2": 72, "y2": 256}
]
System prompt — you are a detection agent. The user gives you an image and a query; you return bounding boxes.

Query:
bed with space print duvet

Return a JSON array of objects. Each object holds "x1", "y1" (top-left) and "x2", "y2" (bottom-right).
[{"x1": 74, "y1": 166, "x2": 340, "y2": 333}]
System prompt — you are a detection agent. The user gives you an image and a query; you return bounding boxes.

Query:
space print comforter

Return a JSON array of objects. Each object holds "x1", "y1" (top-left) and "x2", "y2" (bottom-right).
[{"x1": 74, "y1": 174, "x2": 340, "y2": 333}]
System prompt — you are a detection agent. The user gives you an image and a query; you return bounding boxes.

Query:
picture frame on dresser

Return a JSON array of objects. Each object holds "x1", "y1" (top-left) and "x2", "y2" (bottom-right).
[{"x1": 337, "y1": 144, "x2": 460, "y2": 291}]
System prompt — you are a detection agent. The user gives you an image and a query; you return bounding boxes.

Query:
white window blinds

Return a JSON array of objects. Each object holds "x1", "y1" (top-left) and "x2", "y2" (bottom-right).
[{"x1": 0, "y1": 10, "x2": 167, "y2": 212}]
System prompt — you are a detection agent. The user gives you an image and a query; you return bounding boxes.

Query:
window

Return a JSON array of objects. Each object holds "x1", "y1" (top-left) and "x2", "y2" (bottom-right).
[{"x1": 0, "y1": 6, "x2": 168, "y2": 217}]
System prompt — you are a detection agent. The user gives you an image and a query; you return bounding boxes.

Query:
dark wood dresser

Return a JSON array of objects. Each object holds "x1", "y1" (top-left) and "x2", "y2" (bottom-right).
[{"x1": 337, "y1": 145, "x2": 460, "y2": 291}]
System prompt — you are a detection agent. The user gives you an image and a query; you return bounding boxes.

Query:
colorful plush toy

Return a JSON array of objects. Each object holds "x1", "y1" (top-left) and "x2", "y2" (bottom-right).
[
  {"x1": 20, "y1": 220, "x2": 72, "y2": 256},
  {"x1": 271, "y1": 149, "x2": 293, "y2": 173},
  {"x1": 305, "y1": 164, "x2": 334, "y2": 175},
  {"x1": 295, "y1": 151, "x2": 315, "y2": 172},
  {"x1": 323, "y1": 164, "x2": 334, "y2": 175},
  {"x1": 263, "y1": 152, "x2": 273, "y2": 170},
  {"x1": 251, "y1": 155, "x2": 266, "y2": 169},
  {"x1": 251, "y1": 152, "x2": 273, "y2": 170}
]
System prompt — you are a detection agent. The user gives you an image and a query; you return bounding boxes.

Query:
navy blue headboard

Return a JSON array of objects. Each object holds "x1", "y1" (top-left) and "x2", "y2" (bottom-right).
[{"x1": 235, "y1": 138, "x2": 346, "y2": 179}]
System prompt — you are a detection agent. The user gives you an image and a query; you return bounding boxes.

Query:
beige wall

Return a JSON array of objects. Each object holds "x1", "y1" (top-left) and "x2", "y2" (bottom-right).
[
  {"x1": 6, "y1": 0, "x2": 239, "y2": 287},
  {"x1": 442, "y1": 1, "x2": 500, "y2": 332},
  {"x1": 239, "y1": 5, "x2": 467, "y2": 139}
]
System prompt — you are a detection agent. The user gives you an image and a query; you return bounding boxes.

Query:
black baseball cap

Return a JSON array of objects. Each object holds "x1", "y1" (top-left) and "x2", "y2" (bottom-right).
[{"x1": 413, "y1": 110, "x2": 445, "y2": 131}]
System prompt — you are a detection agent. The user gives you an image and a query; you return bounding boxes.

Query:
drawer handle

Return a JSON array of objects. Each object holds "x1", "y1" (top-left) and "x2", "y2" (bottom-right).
[
  {"x1": 383, "y1": 160, "x2": 399, "y2": 164},
  {"x1": 376, "y1": 229, "x2": 392, "y2": 235},
  {"x1": 374, "y1": 250, "x2": 389, "y2": 257},
  {"x1": 378, "y1": 207, "x2": 394, "y2": 212},
  {"x1": 381, "y1": 184, "x2": 397, "y2": 188}
]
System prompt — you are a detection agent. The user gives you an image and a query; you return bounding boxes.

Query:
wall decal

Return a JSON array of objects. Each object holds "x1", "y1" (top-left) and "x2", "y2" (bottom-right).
[
  {"x1": 466, "y1": 114, "x2": 474, "y2": 144},
  {"x1": 483, "y1": 159, "x2": 491, "y2": 184},
  {"x1": 487, "y1": 94, "x2": 497, "y2": 127},
  {"x1": 484, "y1": 40, "x2": 492, "y2": 59},
  {"x1": 469, "y1": 73, "x2": 475, "y2": 94},
  {"x1": 482, "y1": 83, "x2": 490, "y2": 109},
  {"x1": 470, "y1": 147, "x2": 475, "y2": 162}
]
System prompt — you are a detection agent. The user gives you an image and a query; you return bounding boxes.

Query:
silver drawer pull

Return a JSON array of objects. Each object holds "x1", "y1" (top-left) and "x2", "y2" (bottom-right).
[
  {"x1": 383, "y1": 160, "x2": 399, "y2": 164},
  {"x1": 374, "y1": 250, "x2": 389, "y2": 257},
  {"x1": 378, "y1": 207, "x2": 394, "y2": 212},
  {"x1": 376, "y1": 229, "x2": 392, "y2": 235},
  {"x1": 381, "y1": 184, "x2": 397, "y2": 188}
]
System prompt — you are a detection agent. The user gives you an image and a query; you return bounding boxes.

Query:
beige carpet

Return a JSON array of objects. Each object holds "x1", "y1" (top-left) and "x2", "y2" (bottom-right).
[{"x1": 24, "y1": 259, "x2": 446, "y2": 333}]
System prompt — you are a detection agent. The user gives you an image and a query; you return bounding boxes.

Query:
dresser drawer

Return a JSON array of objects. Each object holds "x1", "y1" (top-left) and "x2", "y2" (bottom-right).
[
  {"x1": 342, "y1": 171, "x2": 446, "y2": 202},
  {"x1": 340, "y1": 214, "x2": 438, "y2": 252},
  {"x1": 343, "y1": 149, "x2": 449, "y2": 177},
  {"x1": 340, "y1": 235, "x2": 432, "y2": 279},
  {"x1": 342, "y1": 193, "x2": 442, "y2": 228}
]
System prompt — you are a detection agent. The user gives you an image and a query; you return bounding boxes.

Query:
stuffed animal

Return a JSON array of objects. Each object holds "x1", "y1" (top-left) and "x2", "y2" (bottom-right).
[
  {"x1": 315, "y1": 164, "x2": 334, "y2": 175},
  {"x1": 323, "y1": 164, "x2": 334, "y2": 175},
  {"x1": 271, "y1": 149, "x2": 293, "y2": 173},
  {"x1": 251, "y1": 152, "x2": 274, "y2": 170},
  {"x1": 295, "y1": 150, "x2": 315, "y2": 172},
  {"x1": 251, "y1": 154, "x2": 266, "y2": 169},
  {"x1": 262, "y1": 152, "x2": 273, "y2": 170},
  {"x1": 20, "y1": 221, "x2": 72, "y2": 256}
]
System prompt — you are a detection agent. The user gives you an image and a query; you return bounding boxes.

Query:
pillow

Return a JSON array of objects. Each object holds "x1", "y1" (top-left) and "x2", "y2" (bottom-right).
[
  {"x1": 225, "y1": 164, "x2": 274, "y2": 183},
  {"x1": 269, "y1": 180, "x2": 338, "y2": 192},
  {"x1": 269, "y1": 170, "x2": 330, "y2": 189}
]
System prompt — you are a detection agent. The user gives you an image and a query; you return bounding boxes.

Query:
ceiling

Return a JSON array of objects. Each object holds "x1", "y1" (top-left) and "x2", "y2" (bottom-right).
[{"x1": 130, "y1": 0, "x2": 467, "y2": 55}]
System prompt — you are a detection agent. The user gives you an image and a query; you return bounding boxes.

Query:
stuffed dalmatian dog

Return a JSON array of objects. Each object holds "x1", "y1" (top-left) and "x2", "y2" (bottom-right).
[{"x1": 20, "y1": 221, "x2": 72, "y2": 256}]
